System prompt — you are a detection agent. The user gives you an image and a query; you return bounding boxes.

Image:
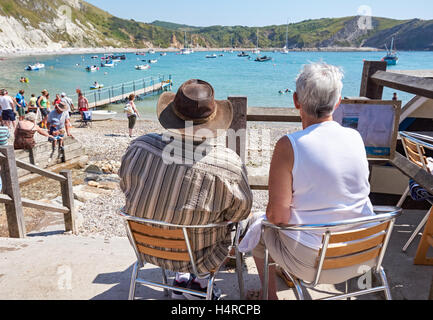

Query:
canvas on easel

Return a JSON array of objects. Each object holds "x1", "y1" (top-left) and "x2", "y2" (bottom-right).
[{"x1": 333, "y1": 99, "x2": 402, "y2": 160}]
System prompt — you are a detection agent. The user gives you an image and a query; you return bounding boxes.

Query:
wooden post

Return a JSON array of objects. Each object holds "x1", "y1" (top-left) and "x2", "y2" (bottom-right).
[
  {"x1": 60, "y1": 170, "x2": 76, "y2": 234},
  {"x1": 0, "y1": 146, "x2": 26, "y2": 238},
  {"x1": 227, "y1": 96, "x2": 248, "y2": 163},
  {"x1": 360, "y1": 61, "x2": 387, "y2": 99}
]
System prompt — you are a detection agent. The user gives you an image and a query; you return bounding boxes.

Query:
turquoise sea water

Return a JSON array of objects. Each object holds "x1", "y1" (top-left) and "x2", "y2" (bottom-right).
[{"x1": 1, "y1": 50, "x2": 433, "y2": 119}]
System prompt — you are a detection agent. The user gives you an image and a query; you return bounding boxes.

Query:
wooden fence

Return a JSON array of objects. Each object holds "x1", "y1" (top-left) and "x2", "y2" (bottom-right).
[{"x1": 0, "y1": 145, "x2": 76, "y2": 238}]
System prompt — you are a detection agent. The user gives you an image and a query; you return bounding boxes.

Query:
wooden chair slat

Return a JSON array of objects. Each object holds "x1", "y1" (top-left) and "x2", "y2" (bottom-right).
[
  {"x1": 129, "y1": 221, "x2": 185, "y2": 239},
  {"x1": 322, "y1": 247, "x2": 381, "y2": 270},
  {"x1": 427, "y1": 235, "x2": 433, "y2": 247},
  {"x1": 405, "y1": 147, "x2": 424, "y2": 164},
  {"x1": 329, "y1": 222, "x2": 389, "y2": 244},
  {"x1": 137, "y1": 243, "x2": 190, "y2": 262},
  {"x1": 325, "y1": 233, "x2": 386, "y2": 258},
  {"x1": 133, "y1": 233, "x2": 188, "y2": 250}
]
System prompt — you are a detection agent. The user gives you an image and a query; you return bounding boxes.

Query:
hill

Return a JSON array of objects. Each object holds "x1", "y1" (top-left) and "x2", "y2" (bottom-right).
[{"x1": 0, "y1": 0, "x2": 432, "y2": 52}]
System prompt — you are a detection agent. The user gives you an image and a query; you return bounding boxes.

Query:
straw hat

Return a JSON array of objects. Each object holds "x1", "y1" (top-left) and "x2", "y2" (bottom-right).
[{"x1": 157, "y1": 79, "x2": 233, "y2": 139}]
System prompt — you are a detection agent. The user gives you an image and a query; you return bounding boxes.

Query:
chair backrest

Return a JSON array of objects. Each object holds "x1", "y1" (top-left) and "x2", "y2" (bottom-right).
[
  {"x1": 127, "y1": 219, "x2": 191, "y2": 262},
  {"x1": 120, "y1": 211, "x2": 237, "y2": 275},
  {"x1": 400, "y1": 132, "x2": 433, "y2": 174},
  {"x1": 262, "y1": 206, "x2": 402, "y2": 287},
  {"x1": 319, "y1": 220, "x2": 390, "y2": 271}
]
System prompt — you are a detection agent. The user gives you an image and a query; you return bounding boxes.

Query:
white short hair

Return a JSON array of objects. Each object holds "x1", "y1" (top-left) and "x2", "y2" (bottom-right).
[
  {"x1": 295, "y1": 62, "x2": 344, "y2": 119},
  {"x1": 25, "y1": 112, "x2": 37, "y2": 122}
]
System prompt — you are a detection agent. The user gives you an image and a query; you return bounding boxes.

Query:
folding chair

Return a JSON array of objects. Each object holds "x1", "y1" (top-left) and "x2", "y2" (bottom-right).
[
  {"x1": 397, "y1": 131, "x2": 433, "y2": 252},
  {"x1": 262, "y1": 206, "x2": 402, "y2": 300},
  {"x1": 79, "y1": 110, "x2": 92, "y2": 128},
  {"x1": 119, "y1": 210, "x2": 245, "y2": 300}
]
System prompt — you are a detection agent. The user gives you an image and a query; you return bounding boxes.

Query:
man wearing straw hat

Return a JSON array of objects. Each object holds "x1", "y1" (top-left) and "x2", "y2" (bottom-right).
[{"x1": 119, "y1": 79, "x2": 253, "y2": 300}]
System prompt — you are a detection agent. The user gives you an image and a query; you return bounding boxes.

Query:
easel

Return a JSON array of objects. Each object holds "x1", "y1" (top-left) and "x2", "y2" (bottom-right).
[{"x1": 414, "y1": 206, "x2": 433, "y2": 265}]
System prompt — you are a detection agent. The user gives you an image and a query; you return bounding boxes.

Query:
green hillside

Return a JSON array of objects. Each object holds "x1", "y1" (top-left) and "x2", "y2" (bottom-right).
[{"x1": 0, "y1": 0, "x2": 432, "y2": 50}]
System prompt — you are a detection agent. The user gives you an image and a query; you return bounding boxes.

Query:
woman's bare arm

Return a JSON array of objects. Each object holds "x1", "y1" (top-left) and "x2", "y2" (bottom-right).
[{"x1": 266, "y1": 136, "x2": 294, "y2": 226}]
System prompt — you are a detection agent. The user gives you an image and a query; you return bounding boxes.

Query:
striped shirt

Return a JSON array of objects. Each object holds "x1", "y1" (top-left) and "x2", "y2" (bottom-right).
[
  {"x1": 119, "y1": 133, "x2": 253, "y2": 274},
  {"x1": 0, "y1": 126, "x2": 10, "y2": 145}
]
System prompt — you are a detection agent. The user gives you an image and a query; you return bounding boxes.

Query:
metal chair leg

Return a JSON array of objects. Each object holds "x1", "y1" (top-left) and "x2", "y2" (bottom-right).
[
  {"x1": 161, "y1": 269, "x2": 169, "y2": 297},
  {"x1": 206, "y1": 274, "x2": 216, "y2": 300},
  {"x1": 129, "y1": 261, "x2": 139, "y2": 300},
  {"x1": 402, "y1": 210, "x2": 431, "y2": 252},
  {"x1": 378, "y1": 267, "x2": 392, "y2": 300},
  {"x1": 263, "y1": 248, "x2": 269, "y2": 300},
  {"x1": 285, "y1": 273, "x2": 305, "y2": 300},
  {"x1": 397, "y1": 186, "x2": 410, "y2": 208},
  {"x1": 235, "y1": 247, "x2": 245, "y2": 300}
]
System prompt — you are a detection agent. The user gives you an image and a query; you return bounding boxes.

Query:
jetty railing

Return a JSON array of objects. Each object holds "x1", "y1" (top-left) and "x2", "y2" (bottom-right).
[
  {"x1": 0, "y1": 145, "x2": 76, "y2": 238},
  {"x1": 69, "y1": 74, "x2": 173, "y2": 108}
]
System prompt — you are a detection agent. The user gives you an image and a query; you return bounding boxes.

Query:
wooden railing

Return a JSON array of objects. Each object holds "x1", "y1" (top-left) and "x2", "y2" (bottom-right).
[{"x1": 0, "y1": 145, "x2": 75, "y2": 238}]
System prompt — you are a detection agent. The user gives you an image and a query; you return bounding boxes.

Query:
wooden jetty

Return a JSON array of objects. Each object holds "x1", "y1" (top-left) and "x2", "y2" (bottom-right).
[{"x1": 73, "y1": 75, "x2": 173, "y2": 109}]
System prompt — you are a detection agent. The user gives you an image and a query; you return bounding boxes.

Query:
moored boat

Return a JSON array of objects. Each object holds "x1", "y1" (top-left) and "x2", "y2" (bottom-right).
[
  {"x1": 148, "y1": 59, "x2": 158, "y2": 63},
  {"x1": 101, "y1": 61, "x2": 115, "y2": 67},
  {"x1": 255, "y1": 55, "x2": 272, "y2": 62},
  {"x1": 382, "y1": 37, "x2": 399, "y2": 66},
  {"x1": 135, "y1": 64, "x2": 150, "y2": 70},
  {"x1": 90, "y1": 83, "x2": 104, "y2": 90},
  {"x1": 206, "y1": 54, "x2": 217, "y2": 58},
  {"x1": 91, "y1": 110, "x2": 117, "y2": 121},
  {"x1": 25, "y1": 63, "x2": 45, "y2": 71},
  {"x1": 86, "y1": 65, "x2": 98, "y2": 72},
  {"x1": 237, "y1": 51, "x2": 250, "y2": 57}
]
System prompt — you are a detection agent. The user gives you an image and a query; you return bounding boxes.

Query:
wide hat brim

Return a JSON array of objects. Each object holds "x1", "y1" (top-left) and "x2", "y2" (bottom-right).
[{"x1": 157, "y1": 91, "x2": 233, "y2": 139}]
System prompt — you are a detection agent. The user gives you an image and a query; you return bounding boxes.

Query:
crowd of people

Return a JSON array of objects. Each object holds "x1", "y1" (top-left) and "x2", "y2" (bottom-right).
[{"x1": 0, "y1": 88, "x2": 74, "y2": 152}]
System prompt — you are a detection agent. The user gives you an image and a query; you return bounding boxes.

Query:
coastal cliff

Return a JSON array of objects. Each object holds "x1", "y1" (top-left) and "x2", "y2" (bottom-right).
[{"x1": 1, "y1": 0, "x2": 433, "y2": 53}]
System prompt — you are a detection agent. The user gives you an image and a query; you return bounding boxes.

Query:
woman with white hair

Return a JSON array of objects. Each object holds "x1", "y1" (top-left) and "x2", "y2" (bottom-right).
[
  {"x1": 14, "y1": 112, "x2": 53, "y2": 150},
  {"x1": 243, "y1": 62, "x2": 376, "y2": 300}
]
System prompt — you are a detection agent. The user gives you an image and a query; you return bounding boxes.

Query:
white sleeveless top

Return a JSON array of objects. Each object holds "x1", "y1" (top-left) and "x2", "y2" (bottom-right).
[{"x1": 284, "y1": 121, "x2": 375, "y2": 249}]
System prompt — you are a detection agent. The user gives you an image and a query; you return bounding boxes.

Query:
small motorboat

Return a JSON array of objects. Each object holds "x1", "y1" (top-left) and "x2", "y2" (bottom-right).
[
  {"x1": 91, "y1": 55, "x2": 99, "y2": 59},
  {"x1": 160, "y1": 52, "x2": 167, "y2": 56},
  {"x1": 148, "y1": 59, "x2": 158, "y2": 63},
  {"x1": 206, "y1": 54, "x2": 217, "y2": 58},
  {"x1": 25, "y1": 63, "x2": 45, "y2": 71},
  {"x1": 382, "y1": 37, "x2": 399, "y2": 66},
  {"x1": 148, "y1": 49, "x2": 156, "y2": 54},
  {"x1": 135, "y1": 64, "x2": 150, "y2": 70},
  {"x1": 90, "y1": 83, "x2": 104, "y2": 90},
  {"x1": 255, "y1": 55, "x2": 272, "y2": 62},
  {"x1": 237, "y1": 51, "x2": 249, "y2": 57},
  {"x1": 101, "y1": 61, "x2": 114, "y2": 67},
  {"x1": 86, "y1": 65, "x2": 98, "y2": 72},
  {"x1": 91, "y1": 110, "x2": 117, "y2": 121}
]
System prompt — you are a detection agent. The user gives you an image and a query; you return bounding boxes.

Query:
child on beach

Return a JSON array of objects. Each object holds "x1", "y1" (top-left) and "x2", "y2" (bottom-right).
[
  {"x1": 28, "y1": 94, "x2": 37, "y2": 113},
  {"x1": 48, "y1": 118, "x2": 65, "y2": 150}
]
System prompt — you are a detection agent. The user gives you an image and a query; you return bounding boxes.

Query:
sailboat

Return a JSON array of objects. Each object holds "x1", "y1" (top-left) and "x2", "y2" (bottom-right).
[
  {"x1": 180, "y1": 31, "x2": 193, "y2": 55},
  {"x1": 382, "y1": 37, "x2": 399, "y2": 66},
  {"x1": 281, "y1": 20, "x2": 290, "y2": 54},
  {"x1": 252, "y1": 29, "x2": 261, "y2": 54}
]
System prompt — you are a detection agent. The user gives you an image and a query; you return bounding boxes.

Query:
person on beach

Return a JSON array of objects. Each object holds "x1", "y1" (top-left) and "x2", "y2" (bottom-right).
[
  {"x1": 37, "y1": 90, "x2": 49, "y2": 129},
  {"x1": 0, "y1": 89, "x2": 17, "y2": 129},
  {"x1": 124, "y1": 94, "x2": 140, "y2": 138},
  {"x1": 239, "y1": 62, "x2": 376, "y2": 300},
  {"x1": 78, "y1": 92, "x2": 89, "y2": 117},
  {"x1": 28, "y1": 94, "x2": 37, "y2": 113},
  {"x1": 14, "y1": 112, "x2": 53, "y2": 150},
  {"x1": 60, "y1": 92, "x2": 75, "y2": 116},
  {"x1": 47, "y1": 102, "x2": 73, "y2": 142},
  {"x1": 53, "y1": 94, "x2": 61, "y2": 107},
  {"x1": 119, "y1": 79, "x2": 253, "y2": 300},
  {"x1": 15, "y1": 90, "x2": 26, "y2": 121}
]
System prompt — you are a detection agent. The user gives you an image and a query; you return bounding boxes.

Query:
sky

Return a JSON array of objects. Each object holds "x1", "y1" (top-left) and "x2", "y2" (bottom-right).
[{"x1": 86, "y1": 0, "x2": 432, "y2": 27}]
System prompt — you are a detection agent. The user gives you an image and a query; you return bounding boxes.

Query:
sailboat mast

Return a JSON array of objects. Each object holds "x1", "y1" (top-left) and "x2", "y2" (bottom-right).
[{"x1": 285, "y1": 20, "x2": 289, "y2": 48}]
